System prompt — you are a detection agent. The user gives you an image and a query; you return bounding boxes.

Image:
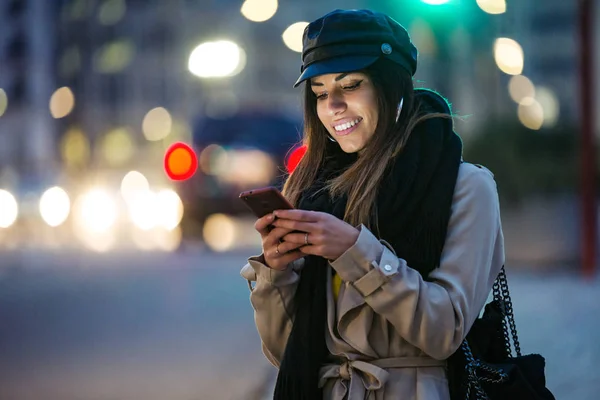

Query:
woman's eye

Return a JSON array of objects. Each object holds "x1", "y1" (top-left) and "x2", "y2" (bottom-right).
[
  {"x1": 342, "y1": 80, "x2": 363, "y2": 90},
  {"x1": 315, "y1": 93, "x2": 328, "y2": 100}
]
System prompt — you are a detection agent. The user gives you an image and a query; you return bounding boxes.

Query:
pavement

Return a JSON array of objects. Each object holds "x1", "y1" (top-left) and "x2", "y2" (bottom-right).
[{"x1": 0, "y1": 248, "x2": 597, "y2": 400}]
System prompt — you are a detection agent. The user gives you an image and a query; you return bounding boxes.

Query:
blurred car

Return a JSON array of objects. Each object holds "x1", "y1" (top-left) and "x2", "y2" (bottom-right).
[{"x1": 177, "y1": 110, "x2": 302, "y2": 237}]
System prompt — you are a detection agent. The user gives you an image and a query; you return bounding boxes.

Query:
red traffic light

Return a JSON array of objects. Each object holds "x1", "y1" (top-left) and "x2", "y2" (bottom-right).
[{"x1": 164, "y1": 142, "x2": 198, "y2": 181}]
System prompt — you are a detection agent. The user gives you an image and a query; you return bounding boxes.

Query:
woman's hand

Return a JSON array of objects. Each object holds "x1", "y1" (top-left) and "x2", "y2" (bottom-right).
[
  {"x1": 254, "y1": 213, "x2": 306, "y2": 271},
  {"x1": 271, "y1": 210, "x2": 360, "y2": 261}
]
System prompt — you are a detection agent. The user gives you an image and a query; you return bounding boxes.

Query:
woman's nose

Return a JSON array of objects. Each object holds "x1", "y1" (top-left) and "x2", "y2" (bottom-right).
[{"x1": 327, "y1": 93, "x2": 347, "y2": 115}]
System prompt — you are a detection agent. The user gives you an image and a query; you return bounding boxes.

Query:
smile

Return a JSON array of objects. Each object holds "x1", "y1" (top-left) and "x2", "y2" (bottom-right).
[{"x1": 333, "y1": 118, "x2": 362, "y2": 136}]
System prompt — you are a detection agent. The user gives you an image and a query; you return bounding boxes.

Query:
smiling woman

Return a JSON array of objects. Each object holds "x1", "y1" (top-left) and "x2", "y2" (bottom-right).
[{"x1": 238, "y1": 8, "x2": 545, "y2": 400}]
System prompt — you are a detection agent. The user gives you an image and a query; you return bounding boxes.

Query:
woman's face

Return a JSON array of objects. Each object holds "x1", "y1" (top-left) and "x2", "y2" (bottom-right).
[{"x1": 310, "y1": 72, "x2": 379, "y2": 154}]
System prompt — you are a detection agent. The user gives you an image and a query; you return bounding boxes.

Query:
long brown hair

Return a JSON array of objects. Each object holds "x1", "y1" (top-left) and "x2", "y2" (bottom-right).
[{"x1": 283, "y1": 58, "x2": 449, "y2": 229}]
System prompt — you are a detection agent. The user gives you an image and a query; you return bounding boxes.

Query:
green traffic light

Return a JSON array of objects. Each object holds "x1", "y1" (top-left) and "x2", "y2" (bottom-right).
[{"x1": 420, "y1": 0, "x2": 451, "y2": 4}]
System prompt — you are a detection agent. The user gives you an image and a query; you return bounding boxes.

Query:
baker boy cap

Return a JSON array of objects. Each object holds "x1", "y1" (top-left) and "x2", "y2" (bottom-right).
[{"x1": 294, "y1": 9, "x2": 418, "y2": 87}]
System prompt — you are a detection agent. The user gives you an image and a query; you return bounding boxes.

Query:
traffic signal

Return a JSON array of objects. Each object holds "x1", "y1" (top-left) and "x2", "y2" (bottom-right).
[
  {"x1": 164, "y1": 142, "x2": 198, "y2": 181},
  {"x1": 420, "y1": 0, "x2": 451, "y2": 4}
]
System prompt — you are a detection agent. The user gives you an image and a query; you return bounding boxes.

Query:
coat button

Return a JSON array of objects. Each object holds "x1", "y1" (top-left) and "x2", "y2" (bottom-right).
[{"x1": 383, "y1": 264, "x2": 393, "y2": 272}]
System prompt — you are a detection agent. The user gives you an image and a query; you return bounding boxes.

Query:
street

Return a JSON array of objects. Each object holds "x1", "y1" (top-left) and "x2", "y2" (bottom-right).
[{"x1": 0, "y1": 248, "x2": 598, "y2": 400}]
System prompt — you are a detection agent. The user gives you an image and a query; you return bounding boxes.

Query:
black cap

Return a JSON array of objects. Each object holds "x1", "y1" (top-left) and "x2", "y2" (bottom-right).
[{"x1": 294, "y1": 9, "x2": 418, "y2": 87}]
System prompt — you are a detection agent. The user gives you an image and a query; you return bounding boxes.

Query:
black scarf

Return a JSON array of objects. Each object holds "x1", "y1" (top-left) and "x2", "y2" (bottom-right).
[{"x1": 274, "y1": 89, "x2": 463, "y2": 399}]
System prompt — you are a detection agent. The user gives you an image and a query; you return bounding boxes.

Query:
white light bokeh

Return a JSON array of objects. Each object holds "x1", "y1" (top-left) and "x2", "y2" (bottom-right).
[
  {"x1": 155, "y1": 189, "x2": 184, "y2": 231},
  {"x1": 0, "y1": 88, "x2": 7, "y2": 117},
  {"x1": 0, "y1": 189, "x2": 18, "y2": 228},
  {"x1": 203, "y1": 214, "x2": 237, "y2": 252},
  {"x1": 494, "y1": 37, "x2": 524, "y2": 75},
  {"x1": 508, "y1": 75, "x2": 535, "y2": 104},
  {"x1": 75, "y1": 189, "x2": 117, "y2": 233},
  {"x1": 188, "y1": 41, "x2": 246, "y2": 78},
  {"x1": 240, "y1": 0, "x2": 278, "y2": 22},
  {"x1": 535, "y1": 86, "x2": 560, "y2": 128},
  {"x1": 128, "y1": 190, "x2": 158, "y2": 231},
  {"x1": 39, "y1": 186, "x2": 71, "y2": 227},
  {"x1": 120, "y1": 171, "x2": 150, "y2": 204},
  {"x1": 476, "y1": 0, "x2": 506, "y2": 14},
  {"x1": 142, "y1": 107, "x2": 172, "y2": 141},
  {"x1": 49, "y1": 87, "x2": 75, "y2": 119},
  {"x1": 518, "y1": 98, "x2": 544, "y2": 130},
  {"x1": 282, "y1": 22, "x2": 308, "y2": 53}
]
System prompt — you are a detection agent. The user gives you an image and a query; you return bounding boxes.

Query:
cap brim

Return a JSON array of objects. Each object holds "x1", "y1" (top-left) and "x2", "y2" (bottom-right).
[{"x1": 293, "y1": 56, "x2": 379, "y2": 88}]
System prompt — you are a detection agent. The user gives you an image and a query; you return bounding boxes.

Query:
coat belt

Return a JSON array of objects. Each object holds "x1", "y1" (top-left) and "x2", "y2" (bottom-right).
[{"x1": 318, "y1": 356, "x2": 446, "y2": 398}]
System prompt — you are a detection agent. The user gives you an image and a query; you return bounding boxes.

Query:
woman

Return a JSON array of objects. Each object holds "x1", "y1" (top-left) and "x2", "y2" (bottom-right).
[{"x1": 240, "y1": 9, "x2": 504, "y2": 400}]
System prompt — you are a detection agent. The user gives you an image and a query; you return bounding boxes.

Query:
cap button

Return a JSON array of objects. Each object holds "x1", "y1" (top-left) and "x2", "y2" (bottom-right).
[{"x1": 381, "y1": 43, "x2": 393, "y2": 55}]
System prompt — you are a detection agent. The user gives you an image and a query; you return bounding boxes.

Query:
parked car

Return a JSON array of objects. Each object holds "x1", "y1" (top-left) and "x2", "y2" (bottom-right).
[{"x1": 177, "y1": 110, "x2": 302, "y2": 237}]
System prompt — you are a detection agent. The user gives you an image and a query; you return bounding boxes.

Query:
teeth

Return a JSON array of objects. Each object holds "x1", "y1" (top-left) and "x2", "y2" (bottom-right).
[{"x1": 334, "y1": 118, "x2": 361, "y2": 131}]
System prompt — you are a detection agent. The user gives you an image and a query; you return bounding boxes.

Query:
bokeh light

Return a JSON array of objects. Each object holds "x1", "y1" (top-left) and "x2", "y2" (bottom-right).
[
  {"x1": 536, "y1": 86, "x2": 560, "y2": 127},
  {"x1": 203, "y1": 213, "x2": 237, "y2": 252},
  {"x1": 0, "y1": 189, "x2": 18, "y2": 228},
  {"x1": 199, "y1": 144, "x2": 228, "y2": 175},
  {"x1": 282, "y1": 22, "x2": 308, "y2": 53},
  {"x1": 60, "y1": 127, "x2": 91, "y2": 168},
  {"x1": 155, "y1": 189, "x2": 184, "y2": 231},
  {"x1": 59, "y1": 46, "x2": 81, "y2": 77},
  {"x1": 101, "y1": 127, "x2": 135, "y2": 166},
  {"x1": 142, "y1": 107, "x2": 172, "y2": 141},
  {"x1": 98, "y1": 0, "x2": 126, "y2": 25},
  {"x1": 188, "y1": 41, "x2": 246, "y2": 78},
  {"x1": 164, "y1": 142, "x2": 198, "y2": 181},
  {"x1": 286, "y1": 145, "x2": 307, "y2": 173},
  {"x1": 508, "y1": 75, "x2": 535, "y2": 104},
  {"x1": 128, "y1": 190, "x2": 158, "y2": 231},
  {"x1": 476, "y1": 0, "x2": 506, "y2": 14},
  {"x1": 240, "y1": 0, "x2": 278, "y2": 22},
  {"x1": 518, "y1": 99, "x2": 544, "y2": 130},
  {"x1": 39, "y1": 186, "x2": 71, "y2": 227},
  {"x1": 0, "y1": 88, "x2": 7, "y2": 117},
  {"x1": 75, "y1": 189, "x2": 118, "y2": 233},
  {"x1": 120, "y1": 171, "x2": 150, "y2": 204},
  {"x1": 494, "y1": 37, "x2": 524, "y2": 75},
  {"x1": 421, "y1": 0, "x2": 451, "y2": 4},
  {"x1": 49, "y1": 87, "x2": 75, "y2": 118},
  {"x1": 94, "y1": 39, "x2": 134, "y2": 73}
]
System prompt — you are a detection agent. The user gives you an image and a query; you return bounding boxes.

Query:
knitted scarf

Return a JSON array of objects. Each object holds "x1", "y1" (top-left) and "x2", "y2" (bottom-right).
[{"x1": 273, "y1": 89, "x2": 463, "y2": 399}]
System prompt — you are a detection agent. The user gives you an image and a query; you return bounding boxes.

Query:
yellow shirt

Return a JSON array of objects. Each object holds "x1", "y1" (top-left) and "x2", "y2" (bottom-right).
[{"x1": 332, "y1": 272, "x2": 342, "y2": 301}]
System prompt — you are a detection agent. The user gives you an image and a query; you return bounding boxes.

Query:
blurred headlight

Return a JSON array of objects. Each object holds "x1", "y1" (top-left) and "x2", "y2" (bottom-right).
[
  {"x1": 39, "y1": 186, "x2": 71, "y2": 227},
  {"x1": 75, "y1": 189, "x2": 117, "y2": 233},
  {"x1": 128, "y1": 190, "x2": 158, "y2": 231},
  {"x1": 155, "y1": 189, "x2": 184, "y2": 231},
  {"x1": 0, "y1": 189, "x2": 18, "y2": 228}
]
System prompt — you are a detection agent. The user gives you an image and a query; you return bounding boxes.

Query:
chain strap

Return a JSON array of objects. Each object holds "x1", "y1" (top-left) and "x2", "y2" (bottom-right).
[
  {"x1": 462, "y1": 339, "x2": 510, "y2": 399},
  {"x1": 463, "y1": 266, "x2": 519, "y2": 399}
]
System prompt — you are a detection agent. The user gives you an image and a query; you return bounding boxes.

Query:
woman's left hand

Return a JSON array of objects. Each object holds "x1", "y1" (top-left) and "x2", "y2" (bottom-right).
[{"x1": 272, "y1": 209, "x2": 360, "y2": 261}]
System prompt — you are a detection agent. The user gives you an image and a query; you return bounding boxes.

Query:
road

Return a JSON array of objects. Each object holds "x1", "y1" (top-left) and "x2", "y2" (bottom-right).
[{"x1": 0, "y1": 249, "x2": 598, "y2": 400}]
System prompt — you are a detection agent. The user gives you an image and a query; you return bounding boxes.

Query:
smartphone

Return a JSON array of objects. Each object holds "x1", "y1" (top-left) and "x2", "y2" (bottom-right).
[{"x1": 239, "y1": 186, "x2": 294, "y2": 218}]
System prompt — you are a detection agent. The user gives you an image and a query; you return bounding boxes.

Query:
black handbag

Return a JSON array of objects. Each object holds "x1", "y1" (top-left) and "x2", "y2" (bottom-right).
[{"x1": 447, "y1": 266, "x2": 556, "y2": 400}]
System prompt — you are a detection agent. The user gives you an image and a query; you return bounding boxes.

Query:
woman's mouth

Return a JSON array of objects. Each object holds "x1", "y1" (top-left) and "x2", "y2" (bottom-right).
[{"x1": 333, "y1": 118, "x2": 362, "y2": 136}]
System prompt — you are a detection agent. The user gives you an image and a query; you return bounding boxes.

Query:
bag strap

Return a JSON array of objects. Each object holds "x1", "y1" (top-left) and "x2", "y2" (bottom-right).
[
  {"x1": 492, "y1": 266, "x2": 522, "y2": 357},
  {"x1": 461, "y1": 265, "x2": 520, "y2": 399}
]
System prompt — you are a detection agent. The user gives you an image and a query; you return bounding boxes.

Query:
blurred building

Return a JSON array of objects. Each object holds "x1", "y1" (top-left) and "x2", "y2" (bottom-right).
[{"x1": 0, "y1": 0, "x2": 57, "y2": 181}]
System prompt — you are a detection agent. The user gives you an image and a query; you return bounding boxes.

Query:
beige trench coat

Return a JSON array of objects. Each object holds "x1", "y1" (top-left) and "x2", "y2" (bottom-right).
[{"x1": 241, "y1": 163, "x2": 504, "y2": 399}]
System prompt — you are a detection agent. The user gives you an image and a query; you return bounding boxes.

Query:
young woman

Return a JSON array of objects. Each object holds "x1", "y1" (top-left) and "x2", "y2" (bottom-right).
[{"x1": 241, "y1": 9, "x2": 504, "y2": 400}]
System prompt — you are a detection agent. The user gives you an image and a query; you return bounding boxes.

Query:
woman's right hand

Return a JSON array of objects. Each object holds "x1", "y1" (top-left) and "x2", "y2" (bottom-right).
[{"x1": 255, "y1": 213, "x2": 305, "y2": 271}]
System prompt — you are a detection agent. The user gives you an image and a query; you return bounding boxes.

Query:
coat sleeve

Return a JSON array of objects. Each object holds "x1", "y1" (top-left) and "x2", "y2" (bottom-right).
[
  {"x1": 240, "y1": 255, "x2": 305, "y2": 367},
  {"x1": 329, "y1": 163, "x2": 504, "y2": 360}
]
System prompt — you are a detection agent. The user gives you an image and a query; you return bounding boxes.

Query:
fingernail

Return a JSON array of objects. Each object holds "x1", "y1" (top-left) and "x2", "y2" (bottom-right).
[
  {"x1": 273, "y1": 211, "x2": 278, "y2": 217},
  {"x1": 268, "y1": 213, "x2": 274, "y2": 220}
]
